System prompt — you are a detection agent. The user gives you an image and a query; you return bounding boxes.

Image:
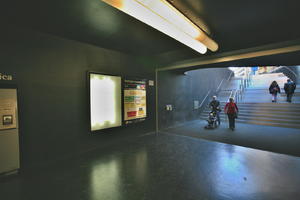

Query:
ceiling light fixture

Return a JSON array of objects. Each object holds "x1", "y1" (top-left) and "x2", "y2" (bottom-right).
[{"x1": 101, "y1": 0, "x2": 218, "y2": 54}]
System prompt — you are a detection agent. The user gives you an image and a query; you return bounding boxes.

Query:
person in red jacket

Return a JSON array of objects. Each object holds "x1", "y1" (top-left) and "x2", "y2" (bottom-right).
[{"x1": 224, "y1": 97, "x2": 239, "y2": 130}]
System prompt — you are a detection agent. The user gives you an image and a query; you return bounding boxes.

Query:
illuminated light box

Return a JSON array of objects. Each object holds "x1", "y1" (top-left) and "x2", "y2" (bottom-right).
[{"x1": 90, "y1": 73, "x2": 122, "y2": 131}]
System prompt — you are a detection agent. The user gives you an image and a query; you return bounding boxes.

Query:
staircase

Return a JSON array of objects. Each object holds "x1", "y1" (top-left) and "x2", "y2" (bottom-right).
[
  {"x1": 200, "y1": 102, "x2": 300, "y2": 129},
  {"x1": 200, "y1": 72, "x2": 300, "y2": 129}
]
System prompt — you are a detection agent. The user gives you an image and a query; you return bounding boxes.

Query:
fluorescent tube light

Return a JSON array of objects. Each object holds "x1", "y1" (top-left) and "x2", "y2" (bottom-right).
[{"x1": 102, "y1": 0, "x2": 218, "y2": 54}]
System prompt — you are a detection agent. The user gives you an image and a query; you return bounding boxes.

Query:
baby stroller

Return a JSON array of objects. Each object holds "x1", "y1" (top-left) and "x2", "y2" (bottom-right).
[{"x1": 204, "y1": 111, "x2": 218, "y2": 129}]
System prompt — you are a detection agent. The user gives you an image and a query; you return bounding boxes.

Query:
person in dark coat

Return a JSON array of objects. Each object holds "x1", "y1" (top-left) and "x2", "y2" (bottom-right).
[
  {"x1": 209, "y1": 96, "x2": 221, "y2": 125},
  {"x1": 224, "y1": 97, "x2": 238, "y2": 131},
  {"x1": 284, "y1": 79, "x2": 296, "y2": 102},
  {"x1": 269, "y1": 81, "x2": 281, "y2": 102}
]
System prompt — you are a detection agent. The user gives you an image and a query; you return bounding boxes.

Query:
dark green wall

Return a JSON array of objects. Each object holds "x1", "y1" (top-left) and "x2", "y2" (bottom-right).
[
  {"x1": 0, "y1": 26, "x2": 156, "y2": 169},
  {"x1": 158, "y1": 68, "x2": 231, "y2": 129}
]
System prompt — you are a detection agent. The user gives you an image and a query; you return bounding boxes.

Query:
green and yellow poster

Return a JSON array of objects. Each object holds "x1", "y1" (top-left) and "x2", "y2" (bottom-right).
[{"x1": 124, "y1": 80, "x2": 146, "y2": 122}]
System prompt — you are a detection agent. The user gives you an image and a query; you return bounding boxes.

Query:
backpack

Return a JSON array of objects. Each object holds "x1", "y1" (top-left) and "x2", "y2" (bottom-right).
[
  {"x1": 226, "y1": 102, "x2": 237, "y2": 114},
  {"x1": 286, "y1": 82, "x2": 296, "y2": 93}
]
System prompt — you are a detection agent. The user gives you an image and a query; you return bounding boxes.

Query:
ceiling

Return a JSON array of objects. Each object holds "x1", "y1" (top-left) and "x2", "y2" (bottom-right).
[{"x1": 1, "y1": 0, "x2": 300, "y2": 63}]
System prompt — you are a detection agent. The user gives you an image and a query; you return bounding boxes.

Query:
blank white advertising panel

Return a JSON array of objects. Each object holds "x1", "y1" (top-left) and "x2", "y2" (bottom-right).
[{"x1": 90, "y1": 73, "x2": 122, "y2": 131}]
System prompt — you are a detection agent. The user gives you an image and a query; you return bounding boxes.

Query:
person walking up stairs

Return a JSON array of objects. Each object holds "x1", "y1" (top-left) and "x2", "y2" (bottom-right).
[{"x1": 284, "y1": 79, "x2": 296, "y2": 102}]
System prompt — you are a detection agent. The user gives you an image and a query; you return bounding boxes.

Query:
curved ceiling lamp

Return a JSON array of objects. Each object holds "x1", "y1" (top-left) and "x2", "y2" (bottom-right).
[{"x1": 102, "y1": 0, "x2": 218, "y2": 54}]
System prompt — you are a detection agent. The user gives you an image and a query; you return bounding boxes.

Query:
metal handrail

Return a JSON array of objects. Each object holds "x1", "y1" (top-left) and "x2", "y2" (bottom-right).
[
  {"x1": 216, "y1": 79, "x2": 225, "y2": 92},
  {"x1": 227, "y1": 69, "x2": 253, "y2": 103},
  {"x1": 228, "y1": 89, "x2": 240, "y2": 103},
  {"x1": 199, "y1": 71, "x2": 234, "y2": 109},
  {"x1": 199, "y1": 90, "x2": 211, "y2": 108},
  {"x1": 229, "y1": 90, "x2": 234, "y2": 99},
  {"x1": 227, "y1": 71, "x2": 234, "y2": 82},
  {"x1": 235, "y1": 90, "x2": 242, "y2": 103}
]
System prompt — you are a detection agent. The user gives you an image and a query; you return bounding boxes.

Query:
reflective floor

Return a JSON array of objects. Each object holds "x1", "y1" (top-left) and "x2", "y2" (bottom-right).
[
  {"x1": 1, "y1": 133, "x2": 300, "y2": 200},
  {"x1": 164, "y1": 120, "x2": 300, "y2": 157}
]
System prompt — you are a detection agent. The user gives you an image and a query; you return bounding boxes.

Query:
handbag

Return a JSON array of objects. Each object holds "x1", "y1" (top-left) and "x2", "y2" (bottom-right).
[{"x1": 233, "y1": 112, "x2": 238, "y2": 119}]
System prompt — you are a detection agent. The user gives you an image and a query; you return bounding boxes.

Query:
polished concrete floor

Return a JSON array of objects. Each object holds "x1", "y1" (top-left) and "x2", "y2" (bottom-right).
[
  {"x1": 1, "y1": 133, "x2": 300, "y2": 200},
  {"x1": 164, "y1": 120, "x2": 300, "y2": 157}
]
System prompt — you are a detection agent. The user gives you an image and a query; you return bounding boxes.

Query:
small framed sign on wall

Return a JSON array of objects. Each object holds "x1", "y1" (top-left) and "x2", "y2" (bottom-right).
[{"x1": 3, "y1": 115, "x2": 13, "y2": 125}]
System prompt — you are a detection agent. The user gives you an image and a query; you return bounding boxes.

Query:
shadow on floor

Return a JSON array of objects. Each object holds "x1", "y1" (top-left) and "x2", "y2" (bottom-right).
[{"x1": 163, "y1": 120, "x2": 300, "y2": 157}]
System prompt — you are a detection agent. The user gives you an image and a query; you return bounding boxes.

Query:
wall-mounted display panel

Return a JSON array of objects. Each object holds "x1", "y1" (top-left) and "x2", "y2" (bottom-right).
[
  {"x1": 0, "y1": 88, "x2": 19, "y2": 174},
  {"x1": 124, "y1": 80, "x2": 146, "y2": 123},
  {"x1": 0, "y1": 95, "x2": 17, "y2": 130},
  {"x1": 90, "y1": 73, "x2": 122, "y2": 131}
]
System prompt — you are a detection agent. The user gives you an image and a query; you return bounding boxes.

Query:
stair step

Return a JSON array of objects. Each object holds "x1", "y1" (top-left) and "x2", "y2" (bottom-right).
[
  {"x1": 199, "y1": 117, "x2": 300, "y2": 129},
  {"x1": 229, "y1": 108, "x2": 300, "y2": 113},
  {"x1": 217, "y1": 104, "x2": 300, "y2": 109},
  {"x1": 219, "y1": 102, "x2": 300, "y2": 106},
  {"x1": 200, "y1": 114, "x2": 300, "y2": 124},
  {"x1": 216, "y1": 104, "x2": 300, "y2": 109},
  {"x1": 201, "y1": 112, "x2": 300, "y2": 121},
  {"x1": 202, "y1": 109, "x2": 300, "y2": 116},
  {"x1": 280, "y1": 93, "x2": 300, "y2": 97}
]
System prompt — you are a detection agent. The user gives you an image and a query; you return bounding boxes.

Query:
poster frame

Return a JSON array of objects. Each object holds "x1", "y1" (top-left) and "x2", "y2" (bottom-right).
[
  {"x1": 87, "y1": 71, "x2": 123, "y2": 133},
  {"x1": 0, "y1": 84, "x2": 19, "y2": 131},
  {"x1": 123, "y1": 78, "x2": 147, "y2": 125}
]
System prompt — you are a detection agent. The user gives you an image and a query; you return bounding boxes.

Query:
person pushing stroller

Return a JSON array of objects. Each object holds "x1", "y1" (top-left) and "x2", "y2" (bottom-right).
[
  {"x1": 209, "y1": 96, "x2": 221, "y2": 125},
  {"x1": 204, "y1": 111, "x2": 218, "y2": 129}
]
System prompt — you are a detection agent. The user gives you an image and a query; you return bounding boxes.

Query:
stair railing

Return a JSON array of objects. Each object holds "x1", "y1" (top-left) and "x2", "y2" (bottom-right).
[
  {"x1": 199, "y1": 90, "x2": 212, "y2": 109},
  {"x1": 234, "y1": 69, "x2": 253, "y2": 103},
  {"x1": 199, "y1": 71, "x2": 234, "y2": 111},
  {"x1": 228, "y1": 89, "x2": 240, "y2": 103},
  {"x1": 235, "y1": 89, "x2": 242, "y2": 103}
]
